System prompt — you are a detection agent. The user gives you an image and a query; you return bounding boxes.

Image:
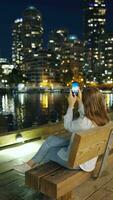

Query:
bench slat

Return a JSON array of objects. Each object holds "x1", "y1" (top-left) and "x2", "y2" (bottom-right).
[
  {"x1": 68, "y1": 122, "x2": 113, "y2": 168},
  {"x1": 25, "y1": 161, "x2": 61, "y2": 190},
  {"x1": 25, "y1": 152, "x2": 113, "y2": 199},
  {"x1": 40, "y1": 166, "x2": 91, "y2": 198}
]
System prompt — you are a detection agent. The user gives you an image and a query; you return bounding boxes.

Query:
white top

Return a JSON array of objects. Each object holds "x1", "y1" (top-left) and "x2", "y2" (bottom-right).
[{"x1": 57, "y1": 103, "x2": 98, "y2": 172}]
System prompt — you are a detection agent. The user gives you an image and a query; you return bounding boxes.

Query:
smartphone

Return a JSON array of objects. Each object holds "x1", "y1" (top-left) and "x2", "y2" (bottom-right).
[{"x1": 72, "y1": 82, "x2": 79, "y2": 96}]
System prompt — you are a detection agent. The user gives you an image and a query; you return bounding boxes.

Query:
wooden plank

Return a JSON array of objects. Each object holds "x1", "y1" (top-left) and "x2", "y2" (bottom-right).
[
  {"x1": 57, "y1": 191, "x2": 76, "y2": 200},
  {"x1": 25, "y1": 161, "x2": 61, "y2": 190},
  {"x1": 0, "y1": 155, "x2": 113, "y2": 200},
  {"x1": 73, "y1": 153, "x2": 113, "y2": 200},
  {"x1": 0, "y1": 169, "x2": 41, "y2": 200},
  {"x1": 68, "y1": 122, "x2": 113, "y2": 168},
  {"x1": 86, "y1": 188, "x2": 113, "y2": 200},
  {"x1": 40, "y1": 152, "x2": 113, "y2": 199},
  {"x1": 40, "y1": 167, "x2": 91, "y2": 199},
  {"x1": 102, "y1": 178, "x2": 113, "y2": 193}
]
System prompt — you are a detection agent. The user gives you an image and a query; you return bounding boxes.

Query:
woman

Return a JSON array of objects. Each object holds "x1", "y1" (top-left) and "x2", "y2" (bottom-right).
[{"x1": 14, "y1": 87, "x2": 109, "y2": 173}]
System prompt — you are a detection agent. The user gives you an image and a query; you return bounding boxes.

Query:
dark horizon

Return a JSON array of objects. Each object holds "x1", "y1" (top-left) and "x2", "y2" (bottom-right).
[{"x1": 0, "y1": 0, "x2": 113, "y2": 59}]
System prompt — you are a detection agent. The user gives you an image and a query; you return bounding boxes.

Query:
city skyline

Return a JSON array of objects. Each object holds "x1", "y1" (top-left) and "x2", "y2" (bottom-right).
[{"x1": 0, "y1": 0, "x2": 113, "y2": 58}]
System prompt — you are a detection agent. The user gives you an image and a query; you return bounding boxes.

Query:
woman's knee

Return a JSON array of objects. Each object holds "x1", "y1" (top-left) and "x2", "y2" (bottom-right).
[{"x1": 46, "y1": 135, "x2": 57, "y2": 143}]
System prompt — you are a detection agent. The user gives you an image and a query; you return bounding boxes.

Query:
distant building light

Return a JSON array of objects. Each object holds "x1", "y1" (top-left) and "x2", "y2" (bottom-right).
[
  {"x1": 26, "y1": 34, "x2": 30, "y2": 37},
  {"x1": 108, "y1": 47, "x2": 112, "y2": 50},
  {"x1": 34, "y1": 54, "x2": 38, "y2": 57},
  {"x1": 47, "y1": 54, "x2": 51, "y2": 57},
  {"x1": 49, "y1": 40, "x2": 54, "y2": 43},
  {"x1": 37, "y1": 15, "x2": 41, "y2": 19},
  {"x1": 94, "y1": 3, "x2": 98, "y2": 7},
  {"x1": 55, "y1": 47, "x2": 59, "y2": 51},
  {"x1": 56, "y1": 30, "x2": 63, "y2": 34},
  {"x1": 31, "y1": 31, "x2": 39, "y2": 35},
  {"x1": 2, "y1": 64, "x2": 14, "y2": 75},
  {"x1": 56, "y1": 55, "x2": 61, "y2": 59},
  {"x1": 31, "y1": 43, "x2": 36, "y2": 48},
  {"x1": 0, "y1": 58, "x2": 8, "y2": 63},
  {"x1": 68, "y1": 35, "x2": 77, "y2": 40},
  {"x1": 14, "y1": 18, "x2": 23, "y2": 23}
]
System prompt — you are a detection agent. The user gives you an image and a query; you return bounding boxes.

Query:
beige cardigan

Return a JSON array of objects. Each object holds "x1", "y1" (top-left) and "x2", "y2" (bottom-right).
[{"x1": 58, "y1": 103, "x2": 98, "y2": 172}]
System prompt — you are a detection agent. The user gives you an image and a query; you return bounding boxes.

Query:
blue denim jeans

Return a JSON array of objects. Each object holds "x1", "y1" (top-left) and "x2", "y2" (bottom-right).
[{"x1": 32, "y1": 135, "x2": 70, "y2": 168}]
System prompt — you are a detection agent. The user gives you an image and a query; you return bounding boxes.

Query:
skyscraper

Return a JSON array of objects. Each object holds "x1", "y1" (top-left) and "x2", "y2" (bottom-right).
[
  {"x1": 22, "y1": 6, "x2": 43, "y2": 60},
  {"x1": 48, "y1": 29, "x2": 68, "y2": 82},
  {"x1": 12, "y1": 18, "x2": 23, "y2": 69},
  {"x1": 48, "y1": 30, "x2": 84, "y2": 84},
  {"x1": 83, "y1": 0, "x2": 106, "y2": 83},
  {"x1": 103, "y1": 32, "x2": 113, "y2": 83},
  {"x1": 22, "y1": 6, "x2": 43, "y2": 83},
  {"x1": 12, "y1": 6, "x2": 44, "y2": 84},
  {"x1": 48, "y1": 29, "x2": 68, "y2": 68}
]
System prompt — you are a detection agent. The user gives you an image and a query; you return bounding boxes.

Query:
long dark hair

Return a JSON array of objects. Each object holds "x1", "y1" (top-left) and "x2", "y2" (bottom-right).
[{"x1": 82, "y1": 87, "x2": 109, "y2": 126}]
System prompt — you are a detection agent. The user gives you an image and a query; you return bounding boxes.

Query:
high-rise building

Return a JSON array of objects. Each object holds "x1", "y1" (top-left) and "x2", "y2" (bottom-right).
[
  {"x1": 83, "y1": 0, "x2": 106, "y2": 83},
  {"x1": 48, "y1": 29, "x2": 68, "y2": 83},
  {"x1": 0, "y1": 58, "x2": 14, "y2": 86},
  {"x1": 12, "y1": 6, "x2": 44, "y2": 85},
  {"x1": 103, "y1": 32, "x2": 113, "y2": 83},
  {"x1": 12, "y1": 18, "x2": 23, "y2": 69},
  {"x1": 65, "y1": 35, "x2": 84, "y2": 73},
  {"x1": 48, "y1": 30, "x2": 84, "y2": 84},
  {"x1": 22, "y1": 6, "x2": 43, "y2": 60},
  {"x1": 48, "y1": 29, "x2": 68, "y2": 67},
  {"x1": 22, "y1": 6, "x2": 43, "y2": 84},
  {"x1": 60, "y1": 35, "x2": 84, "y2": 83}
]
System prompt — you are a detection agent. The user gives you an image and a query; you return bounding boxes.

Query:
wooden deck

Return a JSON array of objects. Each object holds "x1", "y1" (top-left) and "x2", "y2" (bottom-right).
[{"x1": 1, "y1": 139, "x2": 113, "y2": 200}]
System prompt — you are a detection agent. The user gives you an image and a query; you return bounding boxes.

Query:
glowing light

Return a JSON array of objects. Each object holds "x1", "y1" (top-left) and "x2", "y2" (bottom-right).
[
  {"x1": 68, "y1": 35, "x2": 77, "y2": 40},
  {"x1": 16, "y1": 133, "x2": 24, "y2": 143},
  {"x1": 40, "y1": 94, "x2": 48, "y2": 108},
  {"x1": 49, "y1": 40, "x2": 54, "y2": 43},
  {"x1": 0, "y1": 140, "x2": 44, "y2": 162},
  {"x1": 18, "y1": 83, "x2": 25, "y2": 91},
  {"x1": 14, "y1": 18, "x2": 23, "y2": 23}
]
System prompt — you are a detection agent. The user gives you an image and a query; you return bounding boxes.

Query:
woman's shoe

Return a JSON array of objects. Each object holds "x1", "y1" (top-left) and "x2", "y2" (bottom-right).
[{"x1": 14, "y1": 162, "x2": 31, "y2": 173}]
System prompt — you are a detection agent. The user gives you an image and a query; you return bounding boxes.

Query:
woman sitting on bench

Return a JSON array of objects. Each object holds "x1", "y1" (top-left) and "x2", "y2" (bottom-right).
[{"x1": 14, "y1": 87, "x2": 109, "y2": 173}]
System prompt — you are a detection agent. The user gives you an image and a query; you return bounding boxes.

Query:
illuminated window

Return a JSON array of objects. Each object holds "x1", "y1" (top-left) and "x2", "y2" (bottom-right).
[
  {"x1": 26, "y1": 34, "x2": 30, "y2": 37},
  {"x1": 31, "y1": 43, "x2": 36, "y2": 48}
]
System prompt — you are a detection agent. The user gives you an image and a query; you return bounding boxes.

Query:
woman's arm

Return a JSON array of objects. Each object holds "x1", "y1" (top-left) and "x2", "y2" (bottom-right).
[{"x1": 64, "y1": 89, "x2": 92, "y2": 133}]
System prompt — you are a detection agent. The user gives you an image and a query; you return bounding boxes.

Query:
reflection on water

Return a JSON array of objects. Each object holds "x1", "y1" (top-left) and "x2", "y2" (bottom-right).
[
  {"x1": 0, "y1": 93, "x2": 67, "y2": 133},
  {"x1": 0, "y1": 92, "x2": 113, "y2": 133},
  {"x1": 105, "y1": 93, "x2": 113, "y2": 108},
  {"x1": 1, "y1": 95, "x2": 15, "y2": 115},
  {"x1": 40, "y1": 94, "x2": 49, "y2": 109}
]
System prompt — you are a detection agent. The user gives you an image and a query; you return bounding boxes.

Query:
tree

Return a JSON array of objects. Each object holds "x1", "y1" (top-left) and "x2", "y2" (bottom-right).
[
  {"x1": 7, "y1": 68, "x2": 26, "y2": 86},
  {"x1": 62, "y1": 68, "x2": 73, "y2": 85}
]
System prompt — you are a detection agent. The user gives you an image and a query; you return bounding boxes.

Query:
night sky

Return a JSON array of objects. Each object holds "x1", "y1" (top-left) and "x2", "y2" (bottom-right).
[{"x1": 0, "y1": 0, "x2": 113, "y2": 58}]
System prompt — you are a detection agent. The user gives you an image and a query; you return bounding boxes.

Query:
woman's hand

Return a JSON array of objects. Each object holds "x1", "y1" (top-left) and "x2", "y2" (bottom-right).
[
  {"x1": 77, "y1": 88, "x2": 82, "y2": 103},
  {"x1": 68, "y1": 90, "x2": 77, "y2": 109}
]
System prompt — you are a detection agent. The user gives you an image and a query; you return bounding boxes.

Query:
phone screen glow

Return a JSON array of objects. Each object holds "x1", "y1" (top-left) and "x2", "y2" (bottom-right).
[{"x1": 72, "y1": 82, "x2": 79, "y2": 95}]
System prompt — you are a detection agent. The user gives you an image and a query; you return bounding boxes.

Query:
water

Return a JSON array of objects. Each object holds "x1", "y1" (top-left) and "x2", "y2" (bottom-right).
[
  {"x1": 0, "y1": 93, "x2": 68, "y2": 133},
  {"x1": 0, "y1": 92, "x2": 113, "y2": 133}
]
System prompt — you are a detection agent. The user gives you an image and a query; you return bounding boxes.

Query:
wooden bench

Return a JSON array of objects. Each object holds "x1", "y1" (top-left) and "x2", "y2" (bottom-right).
[{"x1": 25, "y1": 121, "x2": 113, "y2": 200}]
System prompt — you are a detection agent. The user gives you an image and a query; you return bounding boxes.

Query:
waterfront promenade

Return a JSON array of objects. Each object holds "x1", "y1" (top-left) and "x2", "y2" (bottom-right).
[
  {"x1": 1, "y1": 138, "x2": 113, "y2": 199},
  {"x1": 1, "y1": 122, "x2": 113, "y2": 199}
]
